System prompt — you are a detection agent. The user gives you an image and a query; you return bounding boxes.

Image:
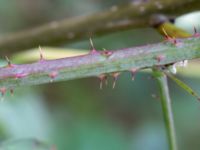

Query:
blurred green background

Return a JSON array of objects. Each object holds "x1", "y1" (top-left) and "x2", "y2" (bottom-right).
[{"x1": 0, "y1": 0, "x2": 200, "y2": 150}]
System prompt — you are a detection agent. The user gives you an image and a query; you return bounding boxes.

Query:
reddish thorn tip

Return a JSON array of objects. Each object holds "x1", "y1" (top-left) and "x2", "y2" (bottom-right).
[
  {"x1": 98, "y1": 74, "x2": 107, "y2": 89},
  {"x1": 155, "y1": 54, "x2": 165, "y2": 62},
  {"x1": 165, "y1": 37, "x2": 178, "y2": 46},
  {"x1": 130, "y1": 68, "x2": 138, "y2": 81},
  {"x1": 166, "y1": 37, "x2": 182, "y2": 47},
  {"x1": 174, "y1": 39, "x2": 184, "y2": 47},
  {"x1": 112, "y1": 72, "x2": 120, "y2": 78},
  {"x1": 101, "y1": 50, "x2": 113, "y2": 57},
  {"x1": 15, "y1": 73, "x2": 28, "y2": 79},
  {"x1": 0, "y1": 87, "x2": 7, "y2": 97},
  {"x1": 162, "y1": 27, "x2": 179, "y2": 45},
  {"x1": 49, "y1": 71, "x2": 58, "y2": 82}
]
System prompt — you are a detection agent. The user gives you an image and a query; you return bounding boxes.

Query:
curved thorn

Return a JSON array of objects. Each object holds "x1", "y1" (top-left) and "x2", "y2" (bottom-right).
[
  {"x1": 130, "y1": 68, "x2": 138, "y2": 81},
  {"x1": 39, "y1": 45, "x2": 44, "y2": 61},
  {"x1": 5, "y1": 56, "x2": 11, "y2": 66},
  {"x1": 48, "y1": 71, "x2": 58, "y2": 82},
  {"x1": 112, "y1": 72, "x2": 120, "y2": 89},
  {"x1": 98, "y1": 74, "x2": 107, "y2": 89},
  {"x1": 89, "y1": 38, "x2": 97, "y2": 53}
]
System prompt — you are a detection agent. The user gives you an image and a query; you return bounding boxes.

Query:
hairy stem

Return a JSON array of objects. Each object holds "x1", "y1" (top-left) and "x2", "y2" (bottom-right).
[
  {"x1": 0, "y1": 37, "x2": 200, "y2": 88},
  {"x1": 0, "y1": 0, "x2": 199, "y2": 54},
  {"x1": 154, "y1": 69, "x2": 177, "y2": 150}
]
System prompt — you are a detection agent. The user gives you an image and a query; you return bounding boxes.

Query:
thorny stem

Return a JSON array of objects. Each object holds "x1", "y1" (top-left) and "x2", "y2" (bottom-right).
[
  {"x1": 0, "y1": 36, "x2": 200, "y2": 89},
  {"x1": 0, "y1": 0, "x2": 199, "y2": 54},
  {"x1": 153, "y1": 69, "x2": 177, "y2": 150}
]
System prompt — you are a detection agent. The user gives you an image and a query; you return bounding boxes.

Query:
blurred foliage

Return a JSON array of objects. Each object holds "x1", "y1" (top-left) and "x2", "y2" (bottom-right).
[
  {"x1": 11, "y1": 47, "x2": 88, "y2": 63},
  {"x1": 0, "y1": 0, "x2": 200, "y2": 150},
  {"x1": 0, "y1": 138, "x2": 52, "y2": 150}
]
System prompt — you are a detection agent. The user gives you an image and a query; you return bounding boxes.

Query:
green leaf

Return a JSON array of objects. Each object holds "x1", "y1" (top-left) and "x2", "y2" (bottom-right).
[{"x1": 165, "y1": 72, "x2": 200, "y2": 101}]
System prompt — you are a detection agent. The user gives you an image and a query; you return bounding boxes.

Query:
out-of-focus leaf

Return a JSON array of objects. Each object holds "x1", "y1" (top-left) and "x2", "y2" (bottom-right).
[
  {"x1": 52, "y1": 118, "x2": 129, "y2": 150},
  {"x1": 11, "y1": 47, "x2": 88, "y2": 63},
  {"x1": 0, "y1": 138, "x2": 52, "y2": 150},
  {"x1": 0, "y1": 88, "x2": 51, "y2": 141},
  {"x1": 131, "y1": 122, "x2": 167, "y2": 150},
  {"x1": 175, "y1": 11, "x2": 200, "y2": 32},
  {"x1": 177, "y1": 60, "x2": 200, "y2": 78}
]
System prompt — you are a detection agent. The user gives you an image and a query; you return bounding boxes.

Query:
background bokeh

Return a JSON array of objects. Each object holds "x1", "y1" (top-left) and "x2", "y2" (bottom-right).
[{"x1": 0, "y1": 0, "x2": 200, "y2": 150}]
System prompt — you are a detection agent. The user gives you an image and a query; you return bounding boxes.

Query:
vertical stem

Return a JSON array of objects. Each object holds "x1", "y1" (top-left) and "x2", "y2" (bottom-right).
[{"x1": 154, "y1": 69, "x2": 178, "y2": 150}]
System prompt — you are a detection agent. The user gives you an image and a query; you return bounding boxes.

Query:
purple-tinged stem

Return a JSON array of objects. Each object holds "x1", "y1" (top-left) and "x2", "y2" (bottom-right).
[{"x1": 0, "y1": 37, "x2": 200, "y2": 88}]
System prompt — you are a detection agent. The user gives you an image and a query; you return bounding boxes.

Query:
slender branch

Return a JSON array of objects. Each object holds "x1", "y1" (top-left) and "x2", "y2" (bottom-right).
[
  {"x1": 0, "y1": 37, "x2": 200, "y2": 89},
  {"x1": 153, "y1": 69, "x2": 177, "y2": 150},
  {"x1": 0, "y1": 0, "x2": 199, "y2": 54}
]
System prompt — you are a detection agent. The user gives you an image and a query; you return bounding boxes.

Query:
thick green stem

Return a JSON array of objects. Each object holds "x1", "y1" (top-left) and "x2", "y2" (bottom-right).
[
  {"x1": 0, "y1": 37, "x2": 200, "y2": 89},
  {"x1": 0, "y1": 0, "x2": 199, "y2": 54},
  {"x1": 154, "y1": 69, "x2": 177, "y2": 150}
]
